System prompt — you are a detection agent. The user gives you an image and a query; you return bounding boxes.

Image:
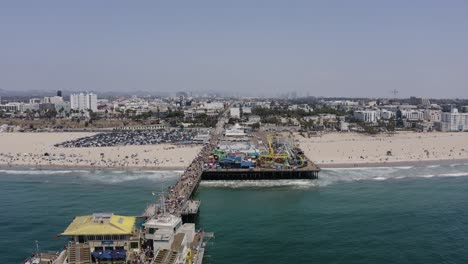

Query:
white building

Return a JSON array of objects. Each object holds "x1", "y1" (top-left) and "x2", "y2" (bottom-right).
[
  {"x1": 327, "y1": 100, "x2": 359, "y2": 107},
  {"x1": 43, "y1": 96, "x2": 63, "y2": 104},
  {"x1": 440, "y1": 108, "x2": 468, "y2": 132},
  {"x1": 230, "y1": 107, "x2": 240, "y2": 118},
  {"x1": 225, "y1": 123, "x2": 246, "y2": 137},
  {"x1": 0, "y1": 102, "x2": 23, "y2": 112},
  {"x1": 184, "y1": 109, "x2": 206, "y2": 119},
  {"x1": 29, "y1": 98, "x2": 42, "y2": 104},
  {"x1": 242, "y1": 107, "x2": 252, "y2": 114},
  {"x1": 248, "y1": 115, "x2": 261, "y2": 123},
  {"x1": 70, "y1": 93, "x2": 98, "y2": 112},
  {"x1": 401, "y1": 110, "x2": 425, "y2": 121},
  {"x1": 202, "y1": 102, "x2": 224, "y2": 110},
  {"x1": 339, "y1": 121, "x2": 349, "y2": 131},
  {"x1": 424, "y1": 109, "x2": 442, "y2": 122},
  {"x1": 354, "y1": 110, "x2": 379, "y2": 123},
  {"x1": 22, "y1": 103, "x2": 40, "y2": 112},
  {"x1": 380, "y1": 109, "x2": 395, "y2": 120}
]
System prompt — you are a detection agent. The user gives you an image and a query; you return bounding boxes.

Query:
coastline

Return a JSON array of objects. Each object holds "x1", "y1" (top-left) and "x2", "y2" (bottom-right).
[
  {"x1": 298, "y1": 132, "x2": 468, "y2": 168},
  {"x1": 0, "y1": 133, "x2": 202, "y2": 170},
  {"x1": 319, "y1": 158, "x2": 468, "y2": 169},
  {"x1": 2, "y1": 157, "x2": 468, "y2": 172},
  {"x1": 0, "y1": 163, "x2": 187, "y2": 172}
]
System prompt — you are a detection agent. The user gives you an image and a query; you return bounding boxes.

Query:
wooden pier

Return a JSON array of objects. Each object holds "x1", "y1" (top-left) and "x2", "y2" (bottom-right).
[
  {"x1": 143, "y1": 111, "x2": 228, "y2": 221},
  {"x1": 201, "y1": 167, "x2": 320, "y2": 180},
  {"x1": 201, "y1": 158, "x2": 320, "y2": 180},
  {"x1": 143, "y1": 110, "x2": 321, "y2": 221}
]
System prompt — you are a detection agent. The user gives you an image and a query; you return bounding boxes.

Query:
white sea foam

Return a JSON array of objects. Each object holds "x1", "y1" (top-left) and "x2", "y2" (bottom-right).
[
  {"x1": 200, "y1": 180, "x2": 318, "y2": 189},
  {"x1": 426, "y1": 165, "x2": 441, "y2": 168},
  {"x1": 75, "y1": 170, "x2": 180, "y2": 184},
  {"x1": 0, "y1": 169, "x2": 74, "y2": 175},
  {"x1": 109, "y1": 171, "x2": 128, "y2": 174},
  {"x1": 373, "y1": 177, "x2": 387, "y2": 181},
  {"x1": 0, "y1": 169, "x2": 180, "y2": 184},
  {"x1": 323, "y1": 166, "x2": 394, "y2": 171},
  {"x1": 420, "y1": 174, "x2": 435, "y2": 178},
  {"x1": 394, "y1": 166, "x2": 414, "y2": 170},
  {"x1": 438, "y1": 172, "x2": 468, "y2": 177}
]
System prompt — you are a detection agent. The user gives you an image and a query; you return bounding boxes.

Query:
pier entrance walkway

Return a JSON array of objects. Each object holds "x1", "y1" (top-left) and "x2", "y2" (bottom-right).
[{"x1": 143, "y1": 110, "x2": 228, "y2": 219}]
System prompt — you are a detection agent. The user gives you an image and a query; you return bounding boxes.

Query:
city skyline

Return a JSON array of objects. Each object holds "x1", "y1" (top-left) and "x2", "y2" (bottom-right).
[{"x1": 1, "y1": 1, "x2": 467, "y2": 98}]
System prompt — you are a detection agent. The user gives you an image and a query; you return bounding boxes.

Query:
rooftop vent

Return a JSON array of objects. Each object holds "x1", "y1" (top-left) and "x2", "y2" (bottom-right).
[{"x1": 92, "y1": 213, "x2": 113, "y2": 222}]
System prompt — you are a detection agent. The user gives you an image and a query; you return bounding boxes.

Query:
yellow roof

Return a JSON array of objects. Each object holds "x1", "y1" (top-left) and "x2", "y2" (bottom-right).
[{"x1": 61, "y1": 213, "x2": 136, "y2": 236}]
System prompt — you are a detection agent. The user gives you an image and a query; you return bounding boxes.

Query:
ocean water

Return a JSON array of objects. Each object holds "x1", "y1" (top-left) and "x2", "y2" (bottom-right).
[{"x1": 2, "y1": 165, "x2": 468, "y2": 263}]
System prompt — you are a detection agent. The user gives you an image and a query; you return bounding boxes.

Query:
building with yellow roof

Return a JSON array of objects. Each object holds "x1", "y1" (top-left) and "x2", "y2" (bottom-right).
[
  {"x1": 61, "y1": 213, "x2": 141, "y2": 264},
  {"x1": 62, "y1": 213, "x2": 136, "y2": 236}
]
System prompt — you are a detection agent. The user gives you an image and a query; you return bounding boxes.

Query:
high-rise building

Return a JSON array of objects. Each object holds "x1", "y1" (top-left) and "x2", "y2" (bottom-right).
[
  {"x1": 440, "y1": 108, "x2": 468, "y2": 132},
  {"x1": 70, "y1": 93, "x2": 98, "y2": 112},
  {"x1": 57, "y1": 90, "x2": 62, "y2": 97}
]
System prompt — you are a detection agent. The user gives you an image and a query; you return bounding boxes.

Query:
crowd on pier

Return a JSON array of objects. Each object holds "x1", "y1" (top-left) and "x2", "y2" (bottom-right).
[
  {"x1": 161, "y1": 117, "x2": 225, "y2": 215},
  {"x1": 130, "y1": 247, "x2": 154, "y2": 264},
  {"x1": 55, "y1": 130, "x2": 198, "y2": 148}
]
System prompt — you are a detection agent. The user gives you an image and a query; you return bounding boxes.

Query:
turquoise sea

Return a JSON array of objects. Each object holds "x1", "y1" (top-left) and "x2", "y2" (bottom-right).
[{"x1": 1, "y1": 164, "x2": 468, "y2": 263}]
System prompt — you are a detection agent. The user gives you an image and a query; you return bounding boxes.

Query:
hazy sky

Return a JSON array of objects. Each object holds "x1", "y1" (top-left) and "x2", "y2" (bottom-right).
[{"x1": 1, "y1": 1, "x2": 467, "y2": 98}]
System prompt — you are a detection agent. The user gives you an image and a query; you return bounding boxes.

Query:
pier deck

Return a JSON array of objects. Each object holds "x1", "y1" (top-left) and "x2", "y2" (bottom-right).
[
  {"x1": 143, "y1": 112, "x2": 227, "y2": 220},
  {"x1": 143, "y1": 111, "x2": 321, "y2": 219},
  {"x1": 203, "y1": 137, "x2": 321, "y2": 180}
]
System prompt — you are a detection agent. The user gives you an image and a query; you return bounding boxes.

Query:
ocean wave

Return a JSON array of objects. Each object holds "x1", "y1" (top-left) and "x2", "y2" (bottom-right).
[
  {"x1": 134, "y1": 170, "x2": 184, "y2": 174},
  {"x1": 0, "y1": 169, "x2": 74, "y2": 175},
  {"x1": 394, "y1": 166, "x2": 414, "y2": 170},
  {"x1": 324, "y1": 165, "x2": 414, "y2": 171},
  {"x1": 81, "y1": 171, "x2": 180, "y2": 184},
  {"x1": 200, "y1": 180, "x2": 318, "y2": 189},
  {"x1": 373, "y1": 177, "x2": 387, "y2": 181},
  {"x1": 317, "y1": 165, "x2": 468, "y2": 186},
  {"x1": 420, "y1": 174, "x2": 435, "y2": 178},
  {"x1": 438, "y1": 172, "x2": 468, "y2": 177},
  {"x1": 108, "y1": 171, "x2": 128, "y2": 174},
  {"x1": 323, "y1": 166, "x2": 395, "y2": 171}
]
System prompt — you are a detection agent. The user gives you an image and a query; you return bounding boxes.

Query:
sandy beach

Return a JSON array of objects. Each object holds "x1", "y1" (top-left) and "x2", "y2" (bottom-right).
[
  {"x1": 0, "y1": 133, "x2": 202, "y2": 170},
  {"x1": 297, "y1": 132, "x2": 468, "y2": 167}
]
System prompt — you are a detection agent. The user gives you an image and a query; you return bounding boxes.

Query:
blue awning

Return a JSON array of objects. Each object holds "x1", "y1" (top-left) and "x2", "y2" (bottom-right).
[{"x1": 92, "y1": 249, "x2": 126, "y2": 260}]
